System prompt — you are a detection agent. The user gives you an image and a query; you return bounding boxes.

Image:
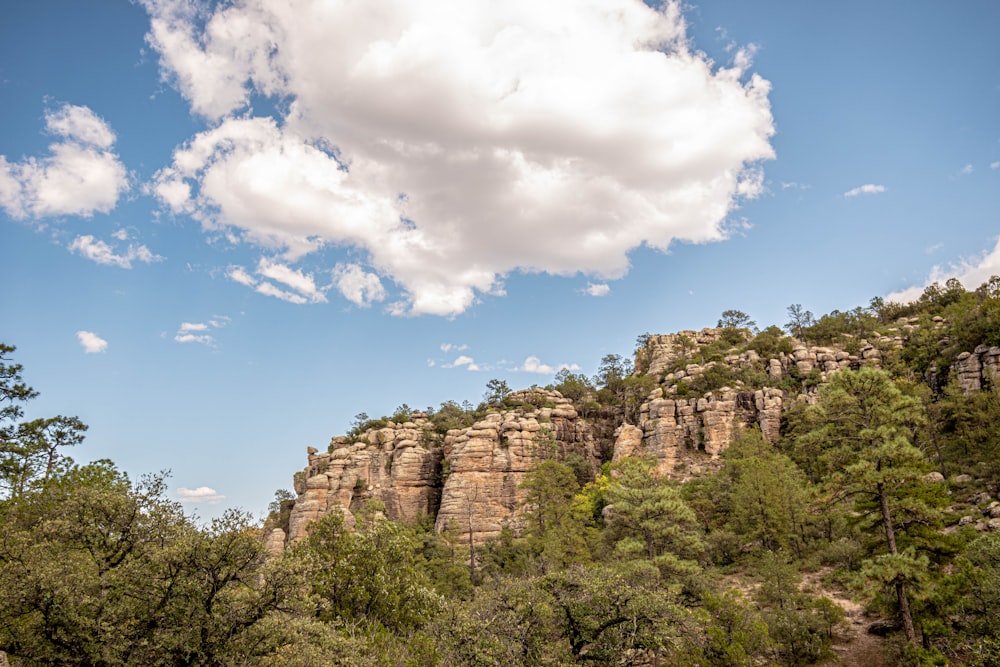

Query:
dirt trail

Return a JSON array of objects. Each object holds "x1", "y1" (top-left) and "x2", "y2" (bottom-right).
[{"x1": 801, "y1": 569, "x2": 887, "y2": 667}]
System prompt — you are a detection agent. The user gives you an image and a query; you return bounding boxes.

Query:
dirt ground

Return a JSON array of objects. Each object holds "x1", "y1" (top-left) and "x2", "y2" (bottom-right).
[{"x1": 802, "y1": 569, "x2": 887, "y2": 667}]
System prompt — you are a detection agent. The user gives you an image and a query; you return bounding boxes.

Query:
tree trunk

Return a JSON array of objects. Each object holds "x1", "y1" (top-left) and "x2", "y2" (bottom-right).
[{"x1": 878, "y1": 480, "x2": 917, "y2": 646}]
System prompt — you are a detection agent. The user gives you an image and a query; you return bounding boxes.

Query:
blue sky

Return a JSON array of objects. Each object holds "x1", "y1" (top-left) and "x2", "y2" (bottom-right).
[{"x1": 2, "y1": 0, "x2": 998, "y2": 518}]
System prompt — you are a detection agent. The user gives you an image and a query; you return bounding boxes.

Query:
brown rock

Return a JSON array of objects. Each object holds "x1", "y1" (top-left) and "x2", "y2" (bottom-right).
[{"x1": 265, "y1": 528, "x2": 286, "y2": 556}]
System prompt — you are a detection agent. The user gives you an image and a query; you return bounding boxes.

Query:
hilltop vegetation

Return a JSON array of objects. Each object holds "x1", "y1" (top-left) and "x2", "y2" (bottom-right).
[{"x1": 2, "y1": 277, "x2": 1000, "y2": 666}]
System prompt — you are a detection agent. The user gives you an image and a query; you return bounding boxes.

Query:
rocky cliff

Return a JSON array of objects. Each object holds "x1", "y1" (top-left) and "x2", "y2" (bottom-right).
[
  {"x1": 286, "y1": 413, "x2": 444, "y2": 541},
  {"x1": 617, "y1": 328, "x2": 884, "y2": 476},
  {"x1": 276, "y1": 324, "x2": 1000, "y2": 548},
  {"x1": 434, "y1": 390, "x2": 597, "y2": 542},
  {"x1": 953, "y1": 344, "x2": 1000, "y2": 393},
  {"x1": 285, "y1": 390, "x2": 597, "y2": 544}
]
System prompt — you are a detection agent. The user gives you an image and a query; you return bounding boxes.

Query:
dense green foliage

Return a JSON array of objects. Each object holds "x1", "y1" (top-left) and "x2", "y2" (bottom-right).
[{"x1": 3, "y1": 277, "x2": 1000, "y2": 665}]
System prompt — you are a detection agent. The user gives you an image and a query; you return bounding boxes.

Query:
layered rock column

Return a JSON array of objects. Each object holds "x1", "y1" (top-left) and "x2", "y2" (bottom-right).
[
  {"x1": 434, "y1": 392, "x2": 596, "y2": 542},
  {"x1": 286, "y1": 415, "x2": 443, "y2": 542},
  {"x1": 623, "y1": 387, "x2": 783, "y2": 476},
  {"x1": 954, "y1": 345, "x2": 1000, "y2": 393}
]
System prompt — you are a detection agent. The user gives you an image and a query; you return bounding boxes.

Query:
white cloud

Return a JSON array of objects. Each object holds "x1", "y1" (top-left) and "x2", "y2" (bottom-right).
[
  {"x1": 45, "y1": 104, "x2": 117, "y2": 149},
  {"x1": 960, "y1": 164, "x2": 974, "y2": 175},
  {"x1": 176, "y1": 486, "x2": 226, "y2": 504},
  {"x1": 990, "y1": 161, "x2": 999, "y2": 170},
  {"x1": 226, "y1": 265, "x2": 257, "y2": 287},
  {"x1": 444, "y1": 355, "x2": 481, "y2": 371},
  {"x1": 843, "y1": 183, "x2": 886, "y2": 197},
  {"x1": 887, "y1": 236, "x2": 1000, "y2": 304},
  {"x1": 69, "y1": 234, "x2": 164, "y2": 268},
  {"x1": 174, "y1": 333, "x2": 215, "y2": 345},
  {"x1": 255, "y1": 281, "x2": 308, "y2": 304},
  {"x1": 225, "y1": 259, "x2": 327, "y2": 304},
  {"x1": 257, "y1": 258, "x2": 327, "y2": 303},
  {"x1": 0, "y1": 104, "x2": 128, "y2": 219},
  {"x1": 333, "y1": 263, "x2": 386, "y2": 307},
  {"x1": 516, "y1": 355, "x2": 581, "y2": 374},
  {"x1": 143, "y1": 0, "x2": 775, "y2": 316},
  {"x1": 174, "y1": 317, "x2": 227, "y2": 345},
  {"x1": 112, "y1": 228, "x2": 129, "y2": 241},
  {"x1": 585, "y1": 283, "x2": 611, "y2": 297},
  {"x1": 76, "y1": 330, "x2": 108, "y2": 354},
  {"x1": 440, "y1": 343, "x2": 468, "y2": 353}
]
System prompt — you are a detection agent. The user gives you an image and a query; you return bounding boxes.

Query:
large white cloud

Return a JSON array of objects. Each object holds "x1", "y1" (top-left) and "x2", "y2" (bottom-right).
[
  {"x1": 144, "y1": 0, "x2": 775, "y2": 315},
  {"x1": 0, "y1": 105, "x2": 128, "y2": 219},
  {"x1": 887, "y1": 237, "x2": 1000, "y2": 304}
]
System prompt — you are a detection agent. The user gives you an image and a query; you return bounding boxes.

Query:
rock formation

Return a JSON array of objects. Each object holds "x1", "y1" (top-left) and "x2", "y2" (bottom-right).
[
  {"x1": 618, "y1": 387, "x2": 785, "y2": 477},
  {"x1": 953, "y1": 345, "x2": 1000, "y2": 393},
  {"x1": 284, "y1": 390, "x2": 597, "y2": 545},
  {"x1": 286, "y1": 414, "x2": 444, "y2": 542},
  {"x1": 434, "y1": 390, "x2": 597, "y2": 542},
  {"x1": 276, "y1": 324, "x2": 1000, "y2": 549}
]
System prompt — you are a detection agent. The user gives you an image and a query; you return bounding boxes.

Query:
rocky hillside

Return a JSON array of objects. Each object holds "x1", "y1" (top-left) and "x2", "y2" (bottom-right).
[
  {"x1": 279, "y1": 390, "x2": 597, "y2": 545},
  {"x1": 270, "y1": 314, "x2": 1000, "y2": 550}
]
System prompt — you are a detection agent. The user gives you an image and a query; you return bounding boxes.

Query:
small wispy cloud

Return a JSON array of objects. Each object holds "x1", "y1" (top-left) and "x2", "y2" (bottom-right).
[
  {"x1": 843, "y1": 183, "x2": 886, "y2": 198},
  {"x1": 514, "y1": 356, "x2": 581, "y2": 375},
  {"x1": 990, "y1": 161, "x2": 999, "y2": 170},
  {"x1": 76, "y1": 330, "x2": 108, "y2": 354},
  {"x1": 440, "y1": 343, "x2": 468, "y2": 353},
  {"x1": 176, "y1": 486, "x2": 225, "y2": 504},
  {"x1": 173, "y1": 316, "x2": 227, "y2": 346},
  {"x1": 258, "y1": 258, "x2": 327, "y2": 303},
  {"x1": 443, "y1": 355, "x2": 481, "y2": 371},
  {"x1": 226, "y1": 265, "x2": 256, "y2": 286},
  {"x1": 69, "y1": 234, "x2": 163, "y2": 269},
  {"x1": 780, "y1": 181, "x2": 812, "y2": 190},
  {"x1": 959, "y1": 164, "x2": 974, "y2": 175},
  {"x1": 255, "y1": 282, "x2": 308, "y2": 305},
  {"x1": 226, "y1": 260, "x2": 328, "y2": 304},
  {"x1": 585, "y1": 283, "x2": 611, "y2": 297}
]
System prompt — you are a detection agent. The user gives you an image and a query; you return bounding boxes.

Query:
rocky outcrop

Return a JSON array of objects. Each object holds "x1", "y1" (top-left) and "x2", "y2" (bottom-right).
[
  {"x1": 644, "y1": 329, "x2": 736, "y2": 376},
  {"x1": 620, "y1": 387, "x2": 784, "y2": 476},
  {"x1": 284, "y1": 391, "x2": 598, "y2": 546},
  {"x1": 264, "y1": 528, "x2": 286, "y2": 556},
  {"x1": 278, "y1": 322, "x2": 999, "y2": 550},
  {"x1": 645, "y1": 328, "x2": 884, "y2": 392},
  {"x1": 953, "y1": 345, "x2": 1000, "y2": 393},
  {"x1": 286, "y1": 414, "x2": 444, "y2": 543},
  {"x1": 434, "y1": 390, "x2": 597, "y2": 543}
]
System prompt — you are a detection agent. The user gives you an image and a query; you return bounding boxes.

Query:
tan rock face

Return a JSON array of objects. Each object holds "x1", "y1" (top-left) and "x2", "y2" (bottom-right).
[
  {"x1": 284, "y1": 390, "x2": 598, "y2": 548},
  {"x1": 279, "y1": 327, "x2": 998, "y2": 552},
  {"x1": 434, "y1": 390, "x2": 598, "y2": 543},
  {"x1": 627, "y1": 387, "x2": 783, "y2": 476},
  {"x1": 264, "y1": 528, "x2": 286, "y2": 557},
  {"x1": 286, "y1": 414, "x2": 443, "y2": 543},
  {"x1": 953, "y1": 345, "x2": 1000, "y2": 394}
]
